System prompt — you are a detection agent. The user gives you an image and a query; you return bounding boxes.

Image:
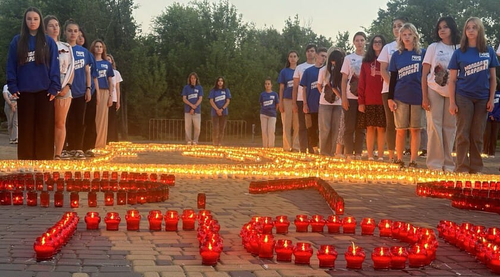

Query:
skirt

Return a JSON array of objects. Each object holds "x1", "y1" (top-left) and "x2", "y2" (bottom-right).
[{"x1": 364, "y1": 105, "x2": 386, "y2": 128}]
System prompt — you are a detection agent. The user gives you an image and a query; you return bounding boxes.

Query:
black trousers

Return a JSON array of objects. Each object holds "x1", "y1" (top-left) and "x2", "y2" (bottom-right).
[
  {"x1": 483, "y1": 120, "x2": 500, "y2": 156},
  {"x1": 83, "y1": 92, "x2": 97, "y2": 151},
  {"x1": 17, "y1": 91, "x2": 54, "y2": 160},
  {"x1": 107, "y1": 102, "x2": 119, "y2": 143},
  {"x1": 66, "y1": 96, "x2": 86, "y2": 151},
  {"x1": 305, "y1": 112, "x2": 318, "y2": 153}
]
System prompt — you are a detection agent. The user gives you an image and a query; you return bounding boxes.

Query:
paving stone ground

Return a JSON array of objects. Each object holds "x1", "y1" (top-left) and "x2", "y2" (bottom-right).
[{"x1": 0, "y1": 134, "x2": 499, "y2": 277}]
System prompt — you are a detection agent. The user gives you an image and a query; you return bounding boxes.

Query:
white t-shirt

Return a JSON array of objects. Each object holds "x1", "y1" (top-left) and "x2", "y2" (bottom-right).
[
  {"x1": 340, "y1": 53, "x2": 363, "y2": 99},
  {"x1": 377, "y1": 41, "x2": 398, "y2": 93},
  {"x1": 496, "y1": 44, "x2": 500, "y2": 56},
  {"x1": 423, "y1": 42, "x2": 458, "y2": 97},
  {"x1": 110, "y1": 69, "x2": 123, "y2": 102},
  {"x1": 57, "y1": 41, "x2": 74, "y2": 99},
  {"x1": 293, "y1": 62, "x2": 314, "y2": 101},
  {"x1": 318, "y1": 66, "x2": 341, "y2": 106}
]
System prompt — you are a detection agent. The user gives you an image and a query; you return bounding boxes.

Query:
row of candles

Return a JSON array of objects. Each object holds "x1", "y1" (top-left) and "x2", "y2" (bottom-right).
[
  {"x1": 33, "y1": 212, "x2": 78, "y2": 261},
  {"x1": 0, "y1": 188, "x2": 169, "y2": 207},
  {"x1": 438, "y1": 221, "x2": 500, "y2": 274},
  {"x1": 84, "y1": 209, "x2": 223, "y2": 266},
  {"x1": 249, "y1": 178, "x2": 344, "y2": 215},
  {"x1": 240, "y1": 215, "x2": 438, "y2": 269}
]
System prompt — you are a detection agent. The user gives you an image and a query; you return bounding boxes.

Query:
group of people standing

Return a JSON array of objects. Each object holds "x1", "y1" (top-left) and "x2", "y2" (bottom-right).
[
  {"x1": 276, "y1": 16, "x2": 499, "y2": 174},
  {"x1": 5, "y1": 7, "x2": 123, "y2": 160}
]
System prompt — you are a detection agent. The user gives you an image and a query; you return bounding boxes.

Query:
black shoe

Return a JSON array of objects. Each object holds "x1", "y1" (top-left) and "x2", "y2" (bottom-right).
[
  {"x1": 419, "y1": 150, "x2": 427, "y2": 158},
  {"x1": 404, "y1": 148, "x2": 411, "y2": 156},
  {"x1": 408, "y1": 161, "x2": 418, "y2": 168},
  {"x1": 395, "y1": 159, "x2": 405, "y2": 168}
]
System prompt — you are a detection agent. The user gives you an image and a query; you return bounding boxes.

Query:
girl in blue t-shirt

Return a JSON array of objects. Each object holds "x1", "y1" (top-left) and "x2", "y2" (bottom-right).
[
  {"x1": 209, "y1": 76, "x2": 231, "y2": 146},
  {"x1": 6, "y1": 7, "x2": 61, "y2": 160},
  {"x1": 388, "y1": 23, "x2": 425, "y2": 168},
  {"x1": 448, "y1": 17, "x2": 499, "y2": 173},
  {"x1": 90, "y1": 39, "x2": 114, "y2": 149},
  {"x1": 260, "y1": 78, "x2": 280, "y2": 148},
  {"x1": 181, "y1": 72, "x2": 204, "y2": 145},
  {"x1": 278, "y1": 50, "x2": 298, "y2": 151}
]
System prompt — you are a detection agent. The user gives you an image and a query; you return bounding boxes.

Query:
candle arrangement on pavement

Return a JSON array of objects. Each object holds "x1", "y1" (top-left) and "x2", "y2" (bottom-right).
[{"x1": 33, "y1": 212, "x2": 79, "y2": 261}]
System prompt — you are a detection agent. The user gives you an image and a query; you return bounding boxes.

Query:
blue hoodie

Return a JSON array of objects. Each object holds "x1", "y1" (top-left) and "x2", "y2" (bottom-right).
[{"x1": 6, "y1": 34, "x2": 61, "y2": 96}]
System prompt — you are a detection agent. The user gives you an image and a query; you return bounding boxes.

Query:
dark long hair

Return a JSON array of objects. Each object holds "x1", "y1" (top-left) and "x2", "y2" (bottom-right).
[
  {"x1": 17, "y1": 7, "x2": 49, "y2": 66},
  {"x1": 364, "y1": 35, "x2": 386, "y2": 63},
  {"x1": 90, "y1": 39, "x2": 108, "y2": 60},
  {"x1": 285, "y1": 50, "x2": 298, "y2": 68},
  {"x1": 78, "y1": 27, "x2": 88, "y2": 49},
  {"x1": 213, "y1": 76, "x2": 226, "y2": 90},
  {"x1": 434, "y1": 16, "x2": 460, "y2": 45},
  {"x1": 328, "y1": 49, "x2": 345, "y2": 89}
]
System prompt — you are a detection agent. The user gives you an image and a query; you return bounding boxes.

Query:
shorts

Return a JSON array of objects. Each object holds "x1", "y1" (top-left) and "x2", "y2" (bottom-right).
[{"x1": 393, "y1": 99, "x2": 423, "y2": 129}]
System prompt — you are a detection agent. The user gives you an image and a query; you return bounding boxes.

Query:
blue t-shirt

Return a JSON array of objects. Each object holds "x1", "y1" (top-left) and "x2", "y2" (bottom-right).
[
  {"x1": 489, "y1": 91, "x2": 500, "y2": 121},
  {"x1": 6, "y1": 34, "x2": 61, "y2": 95},
  {"x1": 95, "y1": 60, "x2": 114, "y2": 90},
  {"x1": 71, "y1": 45, "x2": 94, "y2": 98},
  {"x1": 300, "y1": 65, "x2": 321, "y2": 113},
  {"x1": 389, "y1": 49, "x2": 426, "y2": 105},
  {"x1": 181, "y1": 84, "x2": 204, "y2": 113},
  {"x1": 208, "y1": 88, "x2": 231, "y2": 116},
  {"x1": 278, "y1": 67, "x2": 295, "y2": 99},
  {"x1": 259, "y1": 91, "x2": 279, "y2": 117},
  {"x1": 448, "y1": 46, "x2": 499, "y2": 99}
]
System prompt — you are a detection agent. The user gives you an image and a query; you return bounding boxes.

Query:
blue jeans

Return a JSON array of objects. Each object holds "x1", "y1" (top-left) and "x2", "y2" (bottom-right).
[
  {"x1": 212, "y1": 115, "x2": 227, "y2": 145},
  {"x1": 455, "y1": 94, "x2": 488, "y2": 173}
]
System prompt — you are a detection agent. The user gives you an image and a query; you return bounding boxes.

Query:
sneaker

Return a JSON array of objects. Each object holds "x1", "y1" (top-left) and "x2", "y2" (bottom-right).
[
  {"x1": 355, "y1": 155, "x2": 362, "y2": 160},
  {"x1": 13, "y1": 139, "x2": 18, "y2": 144},
  {"x1": 408, "y1": 161, "x2": 418, "y2": 168},
  {"x1": 9, "y1": 140, "x2": 14, "y2": 144},
  {"x1": 419, "y1": 150, "x2": 427, "y2": 158},
  {"x1": 85, "y1": 150, "x2": 95, "y2": 157},
  {"x1": 395, "y1": 159, "x2": 405, "y2": 168},
  {"x1": 368, "y1": 157, "x2": 374, "y2": 161},
  {"x1": 74, "y1": 150, "x2": 86, "y2": 159},
  {"x1": 192, "y1": 142, "x2": 198, "y2": 145},
  {"x1": 60, "y1": 150, "x2": 72, "y2": 159},
  {"x1": 404, "y1": 148, "x2": 411, "y2": 156},
  {"x1": 187, "y1": 141, "x2": 192, "y2": 145},
  {"x1": 378, "y1": 157, "x2": 384, "y2": 161},
  {"x1": 54, "y1": 155, "x2": 61, "y2": 160}
]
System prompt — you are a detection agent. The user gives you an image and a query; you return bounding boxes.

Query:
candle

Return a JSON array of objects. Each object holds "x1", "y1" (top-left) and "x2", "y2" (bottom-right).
[
  {"x1": 40, "y1": 191, "x2": 49, "y2": 207},
  {"x1": 317, "y1": 245, "x2": 337, "y2": 268},
  {"x1": 33, "y1": 236, "x2": 55, "y2": 261},
  {"x1": 200, "y1": 241, "x2": 221, "y2": 266},
  {"x1": 378, "y1": 219, "x2": 392, "y2": 237},
  {"x1": 88, "y1": 192, "x2": 97, "y2": 207},
  {"x1": 70, "y1": 192, "x2": 79, "y2": 208},
  {"x1": 104, "y1": 212, "x2": 121, "y2": 231},
  {"x1": 360, "y1": 218, "x2": 376, "y2": 235},
  {"x1": 197, "y1": 193, "x2": 206, "y2": 209},
  {"x1": 408, "y1": 244, "x2": 428, "y2": 267},
  {"x1": 125, "y1": 210, "x2": 141, "y2": 231},
  {"x1": 181, "y1": 209, "x2": 196, "y2": 231},
  {"x1": 104, "y1": 191, "x2": 114, "y2": 206},
  {"x1": 488, "y1": 252, "x2": 500, "y2": 274},
  {"x1": 310, "y1": 215, "x2": 325, "y2": 233},
  {"x1": 274, "y1": 215, "x2": 290, "y2": 234},
  {"x1": 54, "y1": 191, "x2": 64, "y2": 207},
  {"x1": 85, "y1": 212, "x2": 101, "y2": 230},
  {"x1": 372, "y1": 246, "x2": 391, "y2": 269},
  {"x1": 258, "y1": 234, "x2": 275, "y2": 259},
  {"x1": 165, "y1": 210, "x2": 179, "y2": 231},
  {"x1": 262, "y1": 217, "x2": 274, "y2": 234},
  {"x1": 127, "y1": 191, "x2": 137, "y2": 205},
  {"x1": 27, "y1": 191, "x2": 37, "y2": 206},
  {"x1": 390, "y1": 246, "x2": 408, "y2": 269},
  {"x1": 275, "y1": 239, "x2": 293, "y2": 262},
  {"x1": 117, "y1": 190, "x2": 126, "y2": 205},
  {"x1": 344, "y1": 242, "x2": 365, "y2": 269},
  {"x1": 293, "y1": 242, "x2": 313, "y2": 265},
  {"x1": 342, "y1": 217, "x2": 356, "y2": 234},
  {"x1": 12, "y1": 190, "x2": 23, "y2": 205},
  {"x1": 148, "y1": 210, "x2": 163, "y2": 231},
  {"x1": 326, "y1": 215, "x2": 342, "y2": 234},
  {"x1": 294, "y1": 215, "x2": 309, "y2": 232}
]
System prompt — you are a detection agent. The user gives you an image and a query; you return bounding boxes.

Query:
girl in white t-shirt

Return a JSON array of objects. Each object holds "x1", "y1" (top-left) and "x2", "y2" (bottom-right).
[
  {"x1": 378, "y1": 17, "x2": 408, "y2": 162},
  {"x1": 421, "y1": 16, "x2": 460, "y2": 172},
  {"x1": 106, "y1": 54, "x2": 123, "y2": 143}
]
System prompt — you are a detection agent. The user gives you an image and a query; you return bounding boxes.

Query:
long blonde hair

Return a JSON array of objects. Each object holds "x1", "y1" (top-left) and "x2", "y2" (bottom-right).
[
  {"x1": 397, "y1": 23, "x2": 421, "y2": 55},
  {"x1": 460, "y1": 17, "x2": 487, "y2": 53}
]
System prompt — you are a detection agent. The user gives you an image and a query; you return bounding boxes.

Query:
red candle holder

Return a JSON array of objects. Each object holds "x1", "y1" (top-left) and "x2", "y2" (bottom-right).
[
  {"x1": 326, "y1": 215, "x2": 342, "y2": 234},
  {"x1": 274, "y1": 215, "x2": 290, "y2": 234},
  {"x1": 488, "y1": 252, "x2": 500, "y2": 274},
  {"x1": 34, "y1": 236, "x2": 55, "y2": 261},
  {"x1": 258, "y1": 234, "x2": 275, "y2": 259},
  {"x1": 125, "y1": 209, "x2": 141, "y2": 231},
  {"x1": 104, "y1": 191, "x2": 114, "y2": 206},
  {"x1": 378, "y1": 219, "x2": 392, "y2": 237},
  {"x1": 85, "y1": 212, "x2": 101, "y2": 230},
  {"x1": 117, "y1": 190, "x2": 126, "y2": 205},
  {"x1": 127, "y1": 191, "x2": 137, "y2": 205},
  {"x1": 40, "y1": 191, "x2": 49, "y2": 207},
  {"x1": 70, "y1": 192, "x2": 79, "y2": 208},
  {"x1": 165, "y1": 210, "x2": 179, "y2": 231},
  {"x1": 342, "y1": 216, "x2": 356, "y2": 234},
  {"x1": 293, "y1": 242, "x2": 313, "y2": 265},
  {"x1": 262, "y1": 216, "x2": 274, "y2": 234},
  {"x1": 372, "y1": 246, "x2": 391, "y2": 269},
  {"x1": 88, "y1": 192, "x2": 97, "y2": 207},
  {"x1": 360, "y1": 217, "x2": 376, "y2": 235},
  {"x1": 317, "y1": 245, "x2": 337, "y2": 268},
  {"x1": 294, "y1": 215, "x2": 309, "y2": 232},
  {"x1": 310, "y1": 215, "x2": 326, "y2": 233},
  {"x1": 104, "y1": 212, "x2": 121, "y2": 231},
  {"x1": 197, "y1": 193, "x2": 206, "y2": 209},
  {"x1": 345, "y1": 242, "x2": 365, "y2": 269},
  {"x1": 200, "y1": 241, "x2": 221, "y2": 266},
  {"x1": 27, "y1": 191, "x2": 37, "y2": 206},
  {"x1": 54, "y1": 191, "x2": 64, "y2": 207},
  {"x1": 408, "y1": 244, "x2": 428, "y2": 267},
  {"x1": 390, "y1": 246, "x2": 408, "y2": 269},
  {"x1": 148, "y1": 210, "x2": 163, "y2": 231},
  {"x1": 275, "y1": 239, "x2": 293, "y2": 262},
  {"x1": 12, "y1": 190, "x2": 24, "y2": 205},
  {"x1": 181, "y1": 209, "x2": 196, "y2": 231}
]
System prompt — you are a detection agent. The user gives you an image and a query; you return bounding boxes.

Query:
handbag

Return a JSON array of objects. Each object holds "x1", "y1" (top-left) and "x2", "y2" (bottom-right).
[
  {"x1": 324, "y1": 84, "x2": 338, "y2": 104},
  {"x1": 349, "y1": 74, "x2": 359, "y2": 96}
]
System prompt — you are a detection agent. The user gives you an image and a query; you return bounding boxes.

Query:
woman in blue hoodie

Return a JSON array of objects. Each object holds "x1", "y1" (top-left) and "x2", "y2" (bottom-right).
[{"x1": 6, "y1": 7, "x2": 60, "y2": 160}]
